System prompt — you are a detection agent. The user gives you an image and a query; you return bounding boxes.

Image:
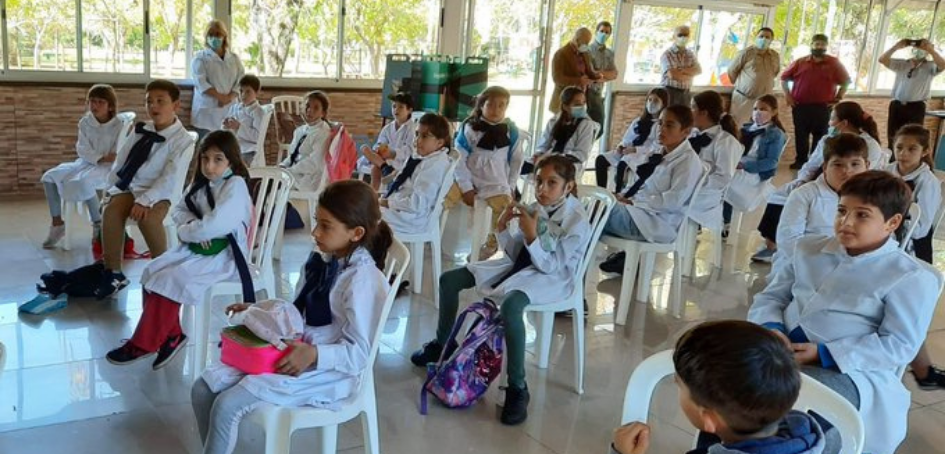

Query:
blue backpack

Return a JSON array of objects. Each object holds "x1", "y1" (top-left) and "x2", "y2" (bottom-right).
[{"x1": 454, "y1": 120, "x2": 520, "y2": 162}]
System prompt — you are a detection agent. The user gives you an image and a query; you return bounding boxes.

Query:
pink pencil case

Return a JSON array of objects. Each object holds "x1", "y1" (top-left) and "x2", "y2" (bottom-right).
[{"x1": 220, "y1": 325, "x2": 291, "y2": 375}]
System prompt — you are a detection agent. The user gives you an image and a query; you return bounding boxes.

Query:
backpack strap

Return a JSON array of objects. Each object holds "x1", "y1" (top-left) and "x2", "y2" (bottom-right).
[
  {"x1": 507, "y1": 122, "x2": 519, "y2": 163},
  {"x1": 455, "y1": 120, "x2": 471, "y2": 154}
]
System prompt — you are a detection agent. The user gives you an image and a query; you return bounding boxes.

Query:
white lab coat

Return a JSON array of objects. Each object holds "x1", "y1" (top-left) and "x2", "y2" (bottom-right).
[
  {"x1": 381, "y1": 148, "x2": 452, "y2": 235},
  {"x1": 201, "y1": 247, "x2": 389, "y2": 410},
  {"x1": 689, "y1": 125, "x2": 742, "y2": 228},
  {"x1": 769, "y1": 133, "x2": 884, "y2": 205},
  {"x1": 748, "y1": 235, "x2": 944, "y2": 454},
  {"x1": 106, "y1": 118, "x2": 195, "y2": 207},
  {"x1": 467, "y1": 195, "x2": 590, "y2": 304},
  {"x1": 533, "y1": 116, "x2": 600, "y2": 172},
  {"x1": 141, "y1": 176, "x2": 253, "y2": 306},
  {"x1": 42, "y1": 113, "x2": 129, "y2": 202},
  {"x1": 225, "y1": 101, "x2": 266, "y2": 156},
  {"x1": 886, "y1": 162, "x2": 941, "y2": 239},
  {"x1": 599, "y1": 117, "x2": 661, "y2": 169},
  {"x1": 454, "y1": 122, "x2": 528, "y2": 200},
  {"x1": 774, "y1": 176, "x2": 838, "y2": 268},
  {"x1": 191, "y1": 48, "x2": 245, "y2": 131},
  {"x1": 280, "y1": 121, "x2": 333, "y2": 193},
  {"x1": 355, "y1": 118, "x2": 417, "y2": 177},
  {"x1": 620, "y1": 140, "x2": 704, "y2": 243}
]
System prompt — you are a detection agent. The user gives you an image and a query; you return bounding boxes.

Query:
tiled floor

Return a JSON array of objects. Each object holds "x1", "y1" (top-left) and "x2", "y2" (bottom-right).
[{"x1": 2, "y1": 171, "x2": 945, "y2": 454}]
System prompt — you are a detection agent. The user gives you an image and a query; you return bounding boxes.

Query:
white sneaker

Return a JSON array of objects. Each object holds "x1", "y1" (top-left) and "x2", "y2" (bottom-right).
[{"x1": 42, "y1": 225, "x2": 66, "y2": 249}]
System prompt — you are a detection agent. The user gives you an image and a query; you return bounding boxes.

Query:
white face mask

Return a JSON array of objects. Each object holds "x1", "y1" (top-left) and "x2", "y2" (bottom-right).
[
  {"x1": 646, "y1": 100, "x2": 663, "y2": 115},
  {"x1": 577, "y1": 44, "x2": 590, "y2": 53},
  {"x1": 752, "y1": 110, "x2": 772, "y2": 126},
  {"x1": 675, "y1": 37, "x2": 689, "y2": 48}
]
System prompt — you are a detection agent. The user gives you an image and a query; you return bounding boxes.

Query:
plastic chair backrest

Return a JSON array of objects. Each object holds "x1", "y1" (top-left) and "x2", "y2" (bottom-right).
[
  {"x1": 247, "y1": 167, "x2": 294, "y2": 269},
  {"x1": 251, "y1": 104, "x2": 275, "y2": 168},
  {"x1": 621, "y1": 349, "x2": 865, "y2": 454},
  {"x1": 429, "y1": 151, "x2": 460, "y2": 233},
  {"x1": 933, "y1": 178, "x2": 945, "y2": 234},
  {"x1": 173, "y1": 132, "x2": 199, "y2": 204},
  {"x1": 575, "y1": 185, "x2": 617, "y2": 280},
  {"x1": 0, "y1": 341, "x2": 5, "y2": 377},
  {"x1": 371, "y1": 239, "x2": 410, "y2": 368},
  {"x1": 901, "y1": 202, "x2": 922, "y2": 250},
  {"x1": 272, "y1": 95, "x2": 305, "y2": 161}
]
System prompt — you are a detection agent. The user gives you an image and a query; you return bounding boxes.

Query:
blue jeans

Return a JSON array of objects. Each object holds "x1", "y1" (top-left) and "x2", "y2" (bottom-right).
[{"x1": 603, "y1": 206, "x2": 647, "y2": 241}]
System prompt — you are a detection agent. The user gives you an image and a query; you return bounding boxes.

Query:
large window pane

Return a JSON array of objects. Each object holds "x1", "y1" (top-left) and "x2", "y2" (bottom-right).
[
  {"x1": 694, "y1": 9, "x2": 764, "y2": 86},
  {"x1": 151, "y1": 0, "x2": 214, "y2": 79},
  {"x1": 623, "y1": 4, "x2": 700, "y2": 85},
  {"x1": 342, "y1": 0, "x2": 440, "y2": 79},
  {"x1": 7, "y1": 0, "x2": 78, "y2": 71},
  {"x1": 82, "y1": 0, "x2": 145, "y2": 73},
  {"x1": 469, "y1": 0, "x2": 543, "y2": 90},
  {"x1": 232, "y1": 0, "x2": 339, "y2": 78},
  {"x1": 875, "y1": 4, "x2": 935, "y2": 90}
]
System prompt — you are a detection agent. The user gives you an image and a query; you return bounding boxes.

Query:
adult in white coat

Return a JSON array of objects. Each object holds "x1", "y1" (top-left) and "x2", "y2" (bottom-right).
[
  {"x1": 279, "y1": 91, "x2": 333, "y2": 193},
  {"x1": 191, "y1": 20, "x2": 244, "y2": 138},
  {"x1": 411, "y1": 155, "x2": 591, "y2": 426},
  {"x1": 749, "y1": 171, "x2": 944, "y2": 454},
  {"x1": 529, "y1": 86, "x2": 600, "y2": 175},
  {"x1": 687, "y1": 90, "x2": 742, "y2": 229}
]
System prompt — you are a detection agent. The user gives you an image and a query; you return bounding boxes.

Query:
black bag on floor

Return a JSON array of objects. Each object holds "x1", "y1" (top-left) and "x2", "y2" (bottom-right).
[
  {"x1": 39, "y1": 262, "x2": 106, "y2": 298},
  {"x1": 284, "y1": 202, "x2": 304, "y2": 230}
]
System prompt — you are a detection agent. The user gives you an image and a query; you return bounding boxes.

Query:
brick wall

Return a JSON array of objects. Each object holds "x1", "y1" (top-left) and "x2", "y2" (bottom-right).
[
  {"x1": 0, "y1": 84, "x2": 384, "y2": 198},
  {"x1": 607, "y1": 92, "x2": 945, "y2": 161}
]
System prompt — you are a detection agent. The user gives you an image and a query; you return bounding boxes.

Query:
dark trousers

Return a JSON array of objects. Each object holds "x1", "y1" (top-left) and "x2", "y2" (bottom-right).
[
  {"x1": 912, "y1": 229, "x2": 934, "y2": 264},
  {"x1": 757, "y1": 203, "x2": 784, "y2": 243},
  {"x1": 792, "y1": 104, "x2": 830, "y2": 163},
  {"x1": 888, "y1": 100, "x2": 927, "y2": 149},
  {"x1": 587, "y1": 89, "x2": 605, "y2": 139},
  {"x1": 664, "y1": 86, "x2": 691, "y2": 107}
]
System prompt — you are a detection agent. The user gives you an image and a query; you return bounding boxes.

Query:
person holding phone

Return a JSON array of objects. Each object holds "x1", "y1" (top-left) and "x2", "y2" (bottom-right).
[{"x1": 879, "y1": 38, "x2": 945, "y2": 148}]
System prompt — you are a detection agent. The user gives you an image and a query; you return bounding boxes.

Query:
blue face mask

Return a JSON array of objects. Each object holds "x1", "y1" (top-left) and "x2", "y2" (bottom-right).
[
  {"x1": 595, "y1": 31, "x2": 610, "y2": 45},
  {"x1": 208, "y1": 37, "x2": 223, "y2": 50},
  {"x1": 570, "y1": 105, "x2": 588, "y2": 119},
  {"x1": 827, "y1": 126, "x2": 840, "y2": 137},
  {"x1": 223, "y1": 168, "x2": 234, "y2": 179}
]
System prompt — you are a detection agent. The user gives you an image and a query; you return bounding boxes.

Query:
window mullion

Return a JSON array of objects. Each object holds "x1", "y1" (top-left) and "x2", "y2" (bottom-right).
[
  {"x1": 76, "y1": 0, "x2": 83, "y2": 72},
  {"x1": 337, "y1": 0, "x2": 345, "y2": 81}
]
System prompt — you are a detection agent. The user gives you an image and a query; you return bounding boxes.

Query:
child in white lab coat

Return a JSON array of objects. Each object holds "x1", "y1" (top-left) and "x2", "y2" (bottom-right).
[
  {"x1": 105, "y1": 130, "x2": 252, "y2": 369},
  {"x1": 595, "y1": 87, "x2": 668, "y2": 193},
  {"x1": 748, "y1": 170, "x2": 944, "y2": 454},
  {"x1": 380, "y1": 112, "x2": 453, "y2": 235},
  {"x1": 41, "y1": 84, "x2": 128, "y2": 250},
  {"x1": 221, "y1": 74, "x2": 266, "y2": 165},
  {"x1": 527, "y1": 85, "x2": 600, "y2": 174},
  {"x1": 886, "y1": 124, "x2": 945, "y2": 391},
  {"x1": 687, "y1": 90, "x2": 742, "y2": 229},
  {"x1": 192, "y1": 180, "x2": 392, "y2": 454},
  {"x1": 411, "y1": 154, "x2": 590, "y2": 426},
  {"x1": 359, "y1": 91, "x2": 417, "y2": 191},
  {"x1": 280, "y1": 90, "x2": 334, "y2": 193},
  {"x1": 445, "y1": 85, "x2": 528, "y2": 260},
  {"x1": 598, "y1": 105, "x2": 704, "y2": 273}
]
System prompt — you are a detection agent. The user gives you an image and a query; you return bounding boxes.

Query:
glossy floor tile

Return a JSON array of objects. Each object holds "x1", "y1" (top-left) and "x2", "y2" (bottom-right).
[{"x1": 3, "y1": 171, "x2": 945, "y2": 453}]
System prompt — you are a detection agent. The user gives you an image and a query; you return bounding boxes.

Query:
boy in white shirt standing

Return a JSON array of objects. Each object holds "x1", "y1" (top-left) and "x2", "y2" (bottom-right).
[
  {"x1": 222, "y1": 74, "x2": 266, "y2": 165},
  {"x1": 94, "y1": 79, "x2": 196, "y2": 299}
]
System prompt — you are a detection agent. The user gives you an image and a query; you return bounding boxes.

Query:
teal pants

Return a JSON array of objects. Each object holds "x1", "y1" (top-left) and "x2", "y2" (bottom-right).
[{"x1": 437, "y1": 267, "x2": 530, "y2": 388}]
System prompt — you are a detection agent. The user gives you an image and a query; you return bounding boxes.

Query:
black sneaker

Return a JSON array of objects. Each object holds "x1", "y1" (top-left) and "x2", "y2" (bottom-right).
[
  {"x1": 152, "y1": 334, "x2": 188, "y2": 370},
  {"x1": 94, "y1": 270, "x2": 130, "y2": 299},
  {"x1": 106, "y1": 341, "x2": 153, "y2": 365},
  {"x1": 914, "y1": 365, "x2": 945, "y2": 390},
  {"x1": 410, "y1": 339, "x2": 457, "y2": 367},
  {"x1": 397, "y1": 280, "x2": 410, "y2": 297},
  {"x1": 499, "y1": 384, "x2": 530, "y2": 425},
  {"x1": 599, "y1": 252, "x2": 626, "y2": 274}
]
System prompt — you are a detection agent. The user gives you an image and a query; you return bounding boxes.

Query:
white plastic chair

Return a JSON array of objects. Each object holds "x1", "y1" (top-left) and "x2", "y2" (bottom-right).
[
  {"x1": 621, "y1": 350, "x2": 865, "y2": 454},
  {"x1": 395, "y1": 152, "x2": 460, "y2": 304},
  {"x1": 517, "y1": 185, "x2": 615, "y2": 394},
  {"x1": 244, "y1": 239, "x2": 410, "y2": 454},
  {"x1": 271, "y1": 95, "x2": 305, "y2": 164},
  {"x1": 600, "y1": 162, "x2": 711, "y2": 325},
  {"x1": 900, "y1": 202, "x2": 922, "y2": 251},
  {"x1": 933, "y1": 179, "x2": 945, "y2": 234},
  {"x1": 191, "y1": 167, "x2": 294, "y2": 372},
  {"x1": 62, "y1": 111, "x2": 137, "y2": 250},
  {"x1": 249, "y1": 104, "x2": 275, "y2": 168},
  {"x1": 0, "y1": 341, "x2": 5, "y2": 377},
  {"x1": 680, "y1": 149, "x2": 742, "y2": 275}
]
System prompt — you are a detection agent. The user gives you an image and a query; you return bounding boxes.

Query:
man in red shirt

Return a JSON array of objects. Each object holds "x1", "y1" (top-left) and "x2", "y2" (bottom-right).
[{"x1": 780, "y1": 34, "x2": 851, "y2": 169}]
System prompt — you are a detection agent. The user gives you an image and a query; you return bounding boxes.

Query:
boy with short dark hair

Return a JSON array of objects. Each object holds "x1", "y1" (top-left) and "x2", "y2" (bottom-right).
[
  {"x1": 95, "y1": 79, "x2": 196, "y2": 298},
  {"x1": 222, "y1": 74, "x2": 265, "y2": 164},
  {"x1": 360, "y1": 91, "x2": 417, "y2": 191},
  {"x1": 749, "y1": 170, "x2": 944, "y2": 454},
  {"x1": 612, "y1": 320, "x2": 827, "y2": 454}
]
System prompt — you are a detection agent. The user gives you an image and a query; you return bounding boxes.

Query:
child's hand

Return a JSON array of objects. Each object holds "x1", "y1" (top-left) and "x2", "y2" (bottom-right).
[
  {"x1": 377, "y1": 144, "x2": 392, "y2": 160},
  {"x1": 616, "y1": 194, "x2": 633, "y2": 205},
  {"x1": 792, "y1": 343, "x2": 820, "y2": 365},
  {"x1": 613, "y1": 422, "x2": 651, "y2": 454},
  {"x1": 496, "y1": 204, "x2": 516, "y2": 232},
  {"x1": 736, "y1": 162, "x2": 745, "y2": 170},
  {"x1": 99, "y1": 153, "x2": 117, "y2": 164},
  {"x1": 225, "y1": 118, "x2": 240, "y2": 130},
  {"x1": 379, "y1": 198, "x2": 389, "y2": 208},
  {"x1": 623, "y1": 146, "x2": 637, "y2": 155},
  {"x1": 276, "y1": 340, "x2": 318, "y2": 376},
  {"x1": 130, "y1": 203, "x2": 151, "y2": 221},
  {"x1": 225, "y1": 303, "x2": 251, "y2": 316},
  {"x1": 517, "y1": 205, "x2": 538, "y2": 243},
  {"x1": 461, "y1": 190, "x2": 477, "y2": 207},
  {"x1": 362, "y1": 148, "x2": 383, "y2": 167}
]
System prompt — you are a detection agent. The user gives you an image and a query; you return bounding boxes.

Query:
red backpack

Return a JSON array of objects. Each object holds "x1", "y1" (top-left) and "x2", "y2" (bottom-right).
[{"x1": 325, "y1": 123, "x2": 358, "y2": 182}]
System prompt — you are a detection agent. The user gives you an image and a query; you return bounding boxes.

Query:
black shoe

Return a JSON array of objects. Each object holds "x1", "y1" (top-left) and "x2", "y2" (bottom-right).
[
  {"x1": 500, "y1": 384, "x2": 530, "y2": 425},
  {"x1": 94, "y1": 270, "x2": 129, "y2": 300},
  {"x1": 914, "y1": 365, "x2": 945, "y2": 390},
  {"x1": 599, "y1": 252, "x2": 626, "y2": 274},
  {"x1": 106, "y1": 341, "x2": 153, "y2": 365},
  {"x1": 397, "y1": 280, "x2": 410, "y2": 297},
  {"x1": 789, "y1": 160, "x2": 806, "y2": 170},
  {"x1": 411, "y1": 339, "x2": 456, "y2": 367},
  {"x1": 152, "y1": 334, "x2": 188, "y2": 370}
]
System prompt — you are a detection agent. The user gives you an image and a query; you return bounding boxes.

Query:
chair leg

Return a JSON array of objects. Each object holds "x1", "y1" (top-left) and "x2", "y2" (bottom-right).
[
  {"x1": 671, "y1": 254, "x2": 683, "y2": 319},
  {"x1": 431, "y1": 237, "x2": 442, "y2": 309},
  {"x1": 615, "y1": 246, "x2": 639, "y2": 326},
  {"x1": 572, "y1": 294, "x2": 585, "y2": 395},
  {"x1": 535, "y1": 311, "x2": 554, "y2": 369},
  {"x1": 273, "y1": 214, "x2": 286, "y2": 261},
  {"x1": 62, "y1": 202, "x2": 75, "y2": 251},
  {"x1": 262, "y1": 412, "x2": 293, "y2": 454},
  {"x1": 681, "y1": 227, "x2": 697, "y2": 278},
  {"x1": 194, "y1": 294, "x2": 212, "y2": 373},
  {"x1": 636, "y1": 252, "x2": 655, "y2": 302},
  {"x1": 712, "y1": 228, "x2": 723, "y2": 269},
  {"x1": 320, "y1": 424, "x2": 339, "y2": 454},
  {"x1": 362, "y1": 392, "x2": 381, "y2": 454},
  {"x1": 410, "y1": 242, "x2": 423, "y2": 295}
]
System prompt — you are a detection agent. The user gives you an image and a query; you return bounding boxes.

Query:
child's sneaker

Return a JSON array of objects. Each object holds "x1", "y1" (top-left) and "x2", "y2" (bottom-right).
[
  {"x1": 123, "y1": 236, "x2": 148, "y2": 259},
  {"x1": 19, "y1": 293, "x2": 68, "y2": 315},
  {"x1": 93, "y1": 270, "x2": 130, "y2": 299},
  {"x1": 106, "y1": 341, "x2": 153, "y2": 365},
  {"x1": 599, "y1": 252, "x2": 626, "y2": 274},
  {"x1": 410, "y1": 339, "x2": 457, "y2": 367},
  {"x1": 750, "y1": 248, "x2": 776, "y2": 263},
  {"x1": 499, "y1": 384, "x2": 530, "y2": 425},
  {"x1": 153, "y1": 334, "x2": 188, "y2": 370},
  {"x1": 914, "y1": 365, "x2": 945, "y2": 390},
  {"x1": 42, "y1": 225, "x2": 66, "y2": 249}
]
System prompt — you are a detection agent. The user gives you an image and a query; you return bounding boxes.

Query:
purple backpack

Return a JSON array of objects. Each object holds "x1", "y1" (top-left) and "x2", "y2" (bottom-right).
[{"x1": 420, "y1": 299, "x2": 504, "y2": 414}]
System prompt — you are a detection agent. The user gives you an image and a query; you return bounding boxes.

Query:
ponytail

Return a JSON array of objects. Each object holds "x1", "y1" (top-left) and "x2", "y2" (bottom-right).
[
  {"x1": 720, "y1": 114, "x2": 740, "y2": 141},
  {"x1": 835, "y1": 101, "x2": 880, "y2": 143},
  {"x1": 368, "y1": 221, "x2": 394, "y2": 270}
]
